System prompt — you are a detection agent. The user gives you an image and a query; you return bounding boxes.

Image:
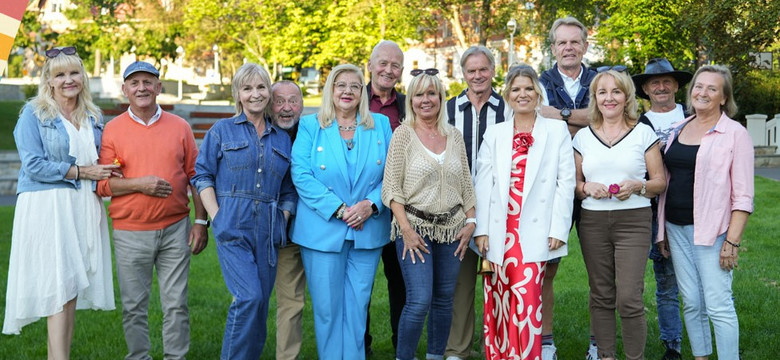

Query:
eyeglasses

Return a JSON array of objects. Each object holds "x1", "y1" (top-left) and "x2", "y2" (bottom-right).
[
  {"x1": 45, "y1": 46, "x2": 78, "y2": 59},
  {"x1": 411, "y1": 68, "x2": 439, "y2": 77},
  {"x1": 335, "y1": 82, "x2": 362, "y2": 93},
  {"x1": 597, "y1": 65, "x2": 628, "y2": 73}
]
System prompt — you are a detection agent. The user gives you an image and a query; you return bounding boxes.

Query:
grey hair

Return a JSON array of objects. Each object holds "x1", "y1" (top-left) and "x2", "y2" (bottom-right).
[
  {"x1": 460, "y1": 45, "x2": 495, "y2": 69},
  {"x1": 272, "y1": 80, "x2": 302, "y2": 97},
  {"x1": 549, "y1": 16, "x2": 588, "y2": 44},
  {"x1": 369, "y1": 40, "x2": 403, "y2": 62}
]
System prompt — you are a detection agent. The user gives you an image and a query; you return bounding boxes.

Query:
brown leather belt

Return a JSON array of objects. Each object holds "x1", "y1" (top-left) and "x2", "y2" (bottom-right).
[{"x1": 404, "y1": 204, "x2": 461, "y2": 225}]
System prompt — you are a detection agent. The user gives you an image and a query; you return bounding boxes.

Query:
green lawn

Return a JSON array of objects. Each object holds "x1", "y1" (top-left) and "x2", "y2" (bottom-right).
[
  {"x1": 0, "y1": 101, "x2": 24, "y2": 150},
  {"x1": 0, "y1": 177, "x2": 778, "y2": 358}
]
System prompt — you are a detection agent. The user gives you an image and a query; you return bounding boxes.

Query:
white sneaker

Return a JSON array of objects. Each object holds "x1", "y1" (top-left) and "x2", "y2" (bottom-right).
[
  {"x1": 585, "y1": 343, "x2": 600, "y2": 360},
  {"x1": 541, "y1": 344, "x2": 558, "y2": 360}
]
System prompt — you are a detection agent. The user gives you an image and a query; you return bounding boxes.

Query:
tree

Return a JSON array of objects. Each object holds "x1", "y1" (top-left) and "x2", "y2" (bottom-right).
[{"x1": 595, "y1": 0, "x2": 693, "y2": 73}]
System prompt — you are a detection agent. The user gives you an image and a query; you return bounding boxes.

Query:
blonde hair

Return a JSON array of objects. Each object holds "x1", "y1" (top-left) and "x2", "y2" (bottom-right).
[
  {"x1": 232, "y1": 63, "x2": 273, "y2": 117},
  {"x1": 686, "y1": 65, "x2": 738, "y2": 117},
  {"x1": 317, "y1": 64, "x2": 373, "y2": 129},
  {"x1": 28, "y1": 48, "x2": 100, "y2": 125},
  {"x1": 588, "y1": 70, "x2": 639, "y2": 128},
  {"x1": 403, "y1": 73, "x2": 450, "y2": 135},
  {"x1": 502, "y1": 64, "x2": 545, "y2": 108}
]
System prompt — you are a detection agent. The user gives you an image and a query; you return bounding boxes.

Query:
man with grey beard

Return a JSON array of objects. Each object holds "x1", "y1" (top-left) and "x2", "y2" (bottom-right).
[{"x1": 271, "y1": 80, "x2": 306, "y2": 360}]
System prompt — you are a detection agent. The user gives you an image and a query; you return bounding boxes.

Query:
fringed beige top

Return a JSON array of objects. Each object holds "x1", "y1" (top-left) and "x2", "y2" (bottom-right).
[{"x1": 381, "y1": 123, "x2": 476, "y2": 243}]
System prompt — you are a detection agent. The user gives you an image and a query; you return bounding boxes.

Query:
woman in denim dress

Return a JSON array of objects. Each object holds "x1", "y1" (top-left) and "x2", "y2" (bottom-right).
[
  {"x1": 192, "y1": 63, "x2": 297, "y2": 359},
  {"x1": 3, "y1": 47, "x2": 119, "y2": 358}
]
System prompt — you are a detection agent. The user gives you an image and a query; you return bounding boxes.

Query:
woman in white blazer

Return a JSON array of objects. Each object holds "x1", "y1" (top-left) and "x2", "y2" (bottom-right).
[{"x1": 473, "y1": 65, "x2": 575, "y2": 360}]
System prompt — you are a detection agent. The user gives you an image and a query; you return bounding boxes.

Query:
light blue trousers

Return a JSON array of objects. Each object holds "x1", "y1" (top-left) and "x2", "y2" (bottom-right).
[
  {"x1": 301, "y1": 241, "x2": 382, "y2": 360},
  {"x1": 667, "y1": 222, "x2": 739, "y2": 359}
]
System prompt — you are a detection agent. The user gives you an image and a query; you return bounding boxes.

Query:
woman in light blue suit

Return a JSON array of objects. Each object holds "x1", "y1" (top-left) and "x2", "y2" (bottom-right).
[
  {"x1": 290, "y1": 64, "x2": 392, "y2": 360},
  {"x1": 473, "y1": 65, "x2": 575, "y2": 359}
]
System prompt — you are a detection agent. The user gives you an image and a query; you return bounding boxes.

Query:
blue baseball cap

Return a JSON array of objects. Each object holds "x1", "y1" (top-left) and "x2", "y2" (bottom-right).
[{"x1": 123, "y1": 61, "x2": 160, "y2": 80}]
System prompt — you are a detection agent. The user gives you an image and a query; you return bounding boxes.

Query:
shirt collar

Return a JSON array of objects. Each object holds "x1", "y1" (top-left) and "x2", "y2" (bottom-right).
[
  {"x1": 370, "y1": 87, "x2": 398, "y2": 105},
  {"x1": 127, "y1": 105, "x2": 162, "y2": 126},
  {"x1": 234, "y1": 113, "x2": 278, "y2": 134},
  {"x1": 557, "y1": 64, "x2": 584, "y2": 83},
  {"x1": 457, "y1": 89, "x2": 502, "y2": 112}
]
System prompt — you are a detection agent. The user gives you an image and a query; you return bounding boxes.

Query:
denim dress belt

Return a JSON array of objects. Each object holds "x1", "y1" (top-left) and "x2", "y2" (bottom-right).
[{"x1": 218, "y1": 191, "x2": 287, "y2": 267}]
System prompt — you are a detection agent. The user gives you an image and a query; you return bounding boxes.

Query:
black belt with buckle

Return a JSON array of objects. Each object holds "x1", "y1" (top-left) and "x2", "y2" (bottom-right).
[{"x1": 404, "y1": 204, "x2": 461, "y2": 225}]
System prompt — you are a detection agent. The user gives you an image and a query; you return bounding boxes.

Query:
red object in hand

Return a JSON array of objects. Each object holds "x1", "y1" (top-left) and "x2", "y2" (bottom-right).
[
  {"x1": 608, "y1": 184, "x2": 620, "y2": 194},
  {"x1": 113, "y1": 157, "x2": 123, "y2": 167}
]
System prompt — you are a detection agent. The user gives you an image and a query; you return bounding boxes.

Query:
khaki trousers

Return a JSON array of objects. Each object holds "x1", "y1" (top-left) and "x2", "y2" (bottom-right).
[
  {"x1": 445, "y1": 250, "x2": 479, "y2": 358},
  {"x1": 114, "y1": 217, "x2": 191, "y2": 360},
  {"x1": 275, "y1": 243, "x2": 307, "y2": 360}
]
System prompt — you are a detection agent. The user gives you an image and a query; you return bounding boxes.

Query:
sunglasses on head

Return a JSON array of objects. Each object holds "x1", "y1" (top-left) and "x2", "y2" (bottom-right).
[
  {"x1": 45, "y1": 46, "x2": 78, "y2": 59},
  {"x1": 410, "y1": 68, "x2": 439, "y2": 77},
  {"x1": 597, "y1": 65, "x2": 628, "y2": 73}
]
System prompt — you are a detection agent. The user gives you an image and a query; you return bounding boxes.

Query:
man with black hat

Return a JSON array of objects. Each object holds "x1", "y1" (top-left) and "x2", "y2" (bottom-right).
[
  {"x1": 97, "y1": 61, "x2": 208, "y2": 360},
  {"x1": 632, "y1": 57, "x2": 693, "y2": 360}
]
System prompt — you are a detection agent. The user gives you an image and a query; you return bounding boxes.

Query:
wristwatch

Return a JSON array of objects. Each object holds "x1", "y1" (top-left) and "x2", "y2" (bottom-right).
[
  {"x1": 560, "y1": 108, "x2": 572, "y2": 123},
  {"x1": 194, "y1": 219, "x2": 210, "y2": 228}
]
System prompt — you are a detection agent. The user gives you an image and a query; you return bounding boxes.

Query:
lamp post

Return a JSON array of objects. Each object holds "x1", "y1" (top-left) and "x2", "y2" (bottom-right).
[
  {"x1": 176, "y1": 46, "x2": 184, "y2": 100},
  {"x1": 507, "y1": 18, "x2": 517, "y2": 68},
  {"x1": 212, "y1": 44, "x2": 220, "y2": 84}
]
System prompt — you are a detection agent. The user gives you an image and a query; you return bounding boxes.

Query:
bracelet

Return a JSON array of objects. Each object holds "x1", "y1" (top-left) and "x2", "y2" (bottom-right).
[
  {"x1": 724, "y1": 239, "x2": 740, "y2": 248},
  {"x1": 335, "y1": 203, "x2": 347, "y2": 220},
  {"x1": 76, "y1": 165, "x2": 80, "y2": 179},
  {"x1": 194, "y1": 219, "x2": 210, "y2": 228},
  {"x1": 465, "y1": 217, "x2": 477, "y2": 225},
  {"x1": 580, "y1": 182, "x2": 588, "y2": 198}
]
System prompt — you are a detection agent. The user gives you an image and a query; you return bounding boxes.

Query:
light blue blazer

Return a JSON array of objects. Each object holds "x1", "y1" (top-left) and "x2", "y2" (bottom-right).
[
  {"x1": 290, "y1": 112, "x2": 392, "y2": 252},
  {"x1": 473, "y1": 116, "x2": 575, "y2": 264}
]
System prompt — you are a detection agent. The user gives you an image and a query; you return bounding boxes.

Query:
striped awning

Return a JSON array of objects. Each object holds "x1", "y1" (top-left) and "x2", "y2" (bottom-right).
[{"x1": 0, "y1": 1, "x2": 27, "y2": 77}]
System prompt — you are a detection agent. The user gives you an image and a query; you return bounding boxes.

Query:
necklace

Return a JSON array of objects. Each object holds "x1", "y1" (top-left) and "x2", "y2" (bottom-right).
[
  {"x1": 600, "y1": 126, "x2": 627, "y2": 146},
  {"x1": 338, "y1": 119, "x2": 358, "y2": 131}
]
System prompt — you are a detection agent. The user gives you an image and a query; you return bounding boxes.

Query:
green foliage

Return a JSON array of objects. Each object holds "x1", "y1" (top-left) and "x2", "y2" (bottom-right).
[
  {"x1": 447, "y1": 80, "x2": 468, "y2": 98},
  {"x1": 596, "y1": 0, "x2": 694, "y2": 74},
  {"x1": 734, "y1": 70, "x2": 780, "y2": 119},
  {"x1": 596, "y1": 0, "x2": 780, "y2": 76}
]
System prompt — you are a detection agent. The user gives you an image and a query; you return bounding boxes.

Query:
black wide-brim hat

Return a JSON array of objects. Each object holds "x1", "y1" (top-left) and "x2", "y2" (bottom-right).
[{"x1": 632, "y1": 58, "x2": 693, "y2": 100}]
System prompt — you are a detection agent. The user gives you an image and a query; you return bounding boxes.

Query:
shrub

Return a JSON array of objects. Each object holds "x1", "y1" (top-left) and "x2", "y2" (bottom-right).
[{"x1": 734, "y1": 70, "x2": 780, "y2": 119}]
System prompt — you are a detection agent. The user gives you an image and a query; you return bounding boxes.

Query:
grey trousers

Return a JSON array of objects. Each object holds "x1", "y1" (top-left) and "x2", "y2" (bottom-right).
[{"x1": 114, "y1": 217, "x2": 191, "y2": 360}]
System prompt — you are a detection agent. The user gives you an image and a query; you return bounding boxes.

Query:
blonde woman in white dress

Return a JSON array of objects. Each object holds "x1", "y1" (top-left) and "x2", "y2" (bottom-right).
[{"x1": 3, "y1": 46, "x2": 119, "y2": 359}]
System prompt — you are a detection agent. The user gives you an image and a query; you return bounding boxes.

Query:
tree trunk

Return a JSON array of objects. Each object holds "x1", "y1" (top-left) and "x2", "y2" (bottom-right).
[
  {"x1": 478, "y1": 0, "x2": 492, "y2": 45},
  {"x1": 448, "y1": 4, "x2": 469, "y2": 51}
]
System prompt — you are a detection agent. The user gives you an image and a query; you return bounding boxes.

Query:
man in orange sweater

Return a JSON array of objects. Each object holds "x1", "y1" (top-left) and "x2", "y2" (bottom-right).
[{"x1": 97, "y1": 61, "x2": 208, "y2": 360}]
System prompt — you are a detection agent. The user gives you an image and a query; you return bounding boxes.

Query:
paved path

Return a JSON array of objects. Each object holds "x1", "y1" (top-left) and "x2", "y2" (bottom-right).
[{"x1": 756, "y1": 167, "x2": 780, "y2": 182}]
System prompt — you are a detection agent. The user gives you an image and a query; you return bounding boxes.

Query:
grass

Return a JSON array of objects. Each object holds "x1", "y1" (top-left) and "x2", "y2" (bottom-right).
[
  {"x1": 0, "y1": 101, "x2": 24, "y2": 150},
  {"x1": 0, "y1": 176, "x2": 778, "y2": 358}
]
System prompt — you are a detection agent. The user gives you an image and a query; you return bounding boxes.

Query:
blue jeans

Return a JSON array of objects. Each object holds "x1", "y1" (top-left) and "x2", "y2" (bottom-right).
[
  {"x1": 395, "y1": 236, "x2": 461, "y2": 360},
  {"x1": 649, "y1": 216, "x2": 682, "y2": 350},
  {"x1": 666, "y1": 222, "x2": 739, "y2": 359}
]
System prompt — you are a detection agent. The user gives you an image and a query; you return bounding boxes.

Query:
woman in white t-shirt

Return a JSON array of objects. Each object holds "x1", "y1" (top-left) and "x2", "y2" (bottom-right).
[{"x1": 572, "y1": 68, "x2": 666, "y2": 360}]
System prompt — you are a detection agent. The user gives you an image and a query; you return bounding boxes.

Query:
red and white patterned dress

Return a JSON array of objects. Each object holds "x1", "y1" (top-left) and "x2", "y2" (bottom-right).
[{"x1": 483, "y1": 132, "x2": 545, "y2": 360}]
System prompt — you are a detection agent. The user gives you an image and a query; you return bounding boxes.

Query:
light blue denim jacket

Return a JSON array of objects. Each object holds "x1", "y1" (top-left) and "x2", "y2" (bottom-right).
[
  {"x1": 14, "y1": 103, "x2": 103, "y2": 194},
  {"x1": 191, "y1": 113, "x2": 297, "y2": 266}
]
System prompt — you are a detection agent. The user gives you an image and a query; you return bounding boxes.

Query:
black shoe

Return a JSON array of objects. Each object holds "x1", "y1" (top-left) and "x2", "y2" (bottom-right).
[{"x1": 662, "y1": 349, "x2": 681, "y2": 360}]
